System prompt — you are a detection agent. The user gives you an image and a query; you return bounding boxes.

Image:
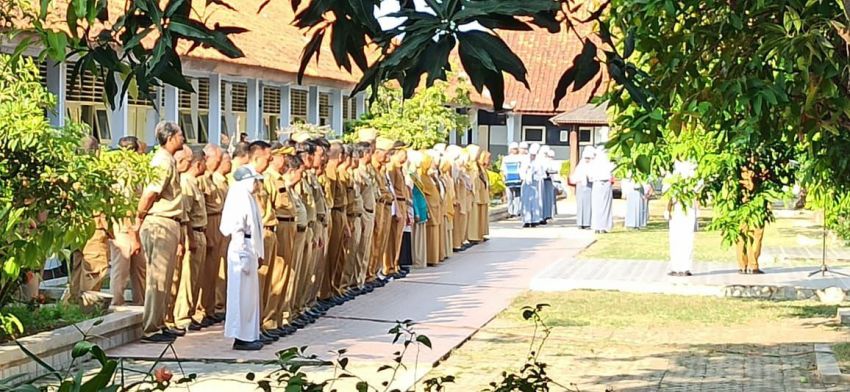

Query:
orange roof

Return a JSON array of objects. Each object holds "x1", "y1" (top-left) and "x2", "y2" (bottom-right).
[{"x1": 496, "y1": 25, "x2": 609, "y2": 115}]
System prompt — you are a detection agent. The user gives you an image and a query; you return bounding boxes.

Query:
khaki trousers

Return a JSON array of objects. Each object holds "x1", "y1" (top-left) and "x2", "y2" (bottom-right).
[
  {"x1": 172, "y1": 231, "x2": 207, "y2": 328},
  {"x1": 384, "y1": 209, "x2": 406, "y2": 275},
  {"x1": 453, "y1": 212, "x2": 468, "y2": 248},
  {"x1": 736, "y1": 225, "x2": 765, "y2": 270},
  {"x1": 324, "y1": 210, "x2": 347, "y2": 298},
  {"x1": 426, "y1": 223, "x2": 440, "y2": 266},
  {"x1": 368, "y1": 205, "x2": 389, "y2": 282},
  {"x1": 264, "y1": 221, "x2": 295, "y2": 329},
  {"x1": 215, "y1": 234, "x2": 230, "y2": 314},
  {"x1": 342, "y1": 215, "x2": 362, "y2": 290},
  {"x1": 109, "y1": 231, "x2": 146, "y2": 306},
  {"x1": 297, "y1": 224, "x2": 316, "y2": 313},
  {"x1": 258, "y1": 228, "x2": 278, "y2": 324},
  {"x1": 468, "y1": 204, "x2": 483, "y2": 242},
  {"x1": 140, "y1": 217, "x2": 180, "y2": 336},
  {"x1": 437, "y1": 214, "x2": 446, "y2": 262},
  {"x1": 66, "y1": 230, "x2": 110, "y2": 307},
  {"x1": 357, "y1": 211, "x2": 375, "y2": 287},
  {"x1": 413, "y1": 223, "x2": 427, "y2": 268},
  {"x1": 197, "y1": 214, "x2": 223, "y2": 321},
  {"x1": 481, "y1": 203, "x2": 490, "y2": 237},
  {"x1": 444, "y1": 216, "x2": 454, "y2": 259},
  {"x1": 284, "y1": 226, "x2": 307, "y2": 323}
]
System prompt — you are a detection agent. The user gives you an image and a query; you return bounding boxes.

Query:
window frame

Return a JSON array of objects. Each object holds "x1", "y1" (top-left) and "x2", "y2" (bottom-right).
[{"x1": 521, "y1": 125, "x2": 546, "y2": 143}]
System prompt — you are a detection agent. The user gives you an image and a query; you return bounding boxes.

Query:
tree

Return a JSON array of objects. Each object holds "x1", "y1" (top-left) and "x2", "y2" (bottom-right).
[
  {"x1": 604, "y1": 0, "x2": 850, "y2": 242},
  {"x1": 0, "y1": 54, "x2": 156, "y2": 336},
  {"x1": 352, "y1": 80, "x2": 471, "y2": 149}
]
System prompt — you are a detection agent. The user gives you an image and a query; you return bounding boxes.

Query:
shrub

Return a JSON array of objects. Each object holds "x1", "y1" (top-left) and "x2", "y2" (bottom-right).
[
  {"x1": 560, "y1": 160, "x2": 571, "y2": 178},
  {"x1": 488, "y1": 170, "x2": 505, "y2": 200}
]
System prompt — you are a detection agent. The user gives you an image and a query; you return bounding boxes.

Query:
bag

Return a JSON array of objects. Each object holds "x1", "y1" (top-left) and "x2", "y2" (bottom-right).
[{"x1": 504, "y1": 161, "x2": 521, "y2": 186}]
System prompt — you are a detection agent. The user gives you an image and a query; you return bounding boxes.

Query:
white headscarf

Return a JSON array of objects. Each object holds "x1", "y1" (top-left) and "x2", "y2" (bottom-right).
[
  {"x1": 571, "y1": 147, "x2": 596, "y2": 186},
  {"x1": 529, "y1": 143, "x2": 541, "y2": 156},
  {"x1": 220, "y1": 174, "x2": 263, "y2": 258},
  {"x1": 589, "y1": 147, "x2": 614, "y2": 181}
]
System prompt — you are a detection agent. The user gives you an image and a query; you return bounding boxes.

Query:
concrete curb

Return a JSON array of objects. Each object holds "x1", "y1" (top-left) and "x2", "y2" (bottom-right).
[
  {"x1": 815, "y1": 343, "x2": 850, "y2": 384},
  {"x1": 0, "y1": 306, "x2": 143, "y2": 382}
]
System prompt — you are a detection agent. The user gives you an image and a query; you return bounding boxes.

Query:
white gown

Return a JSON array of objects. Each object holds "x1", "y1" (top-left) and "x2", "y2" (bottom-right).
[
  {"x1": 668, "y1": 200, "x2": 697, "y2": 273},
  {"x1": 220, "y1": 178, "x2": 264, "y2": 342}
]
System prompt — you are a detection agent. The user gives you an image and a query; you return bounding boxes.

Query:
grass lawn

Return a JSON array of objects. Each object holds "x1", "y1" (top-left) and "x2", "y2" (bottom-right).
[
  {"x1": 0, "y1": 302, "x2": 104, "y2": 343},
  {"x1": 425, "y1": 291, "x2": 849, "y2": 391},
  {"x1": 577, "y1": 199, "x2": 848, "y2": 264},
  {"x1": 833, "y1": 343, "x2": 850, "y2": 374}
]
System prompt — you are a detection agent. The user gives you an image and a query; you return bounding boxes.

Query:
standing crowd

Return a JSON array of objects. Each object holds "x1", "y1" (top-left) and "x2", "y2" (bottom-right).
[
  {"x1": 65, "y1": 122, "x2": 492, "y2": 351},
  {"x1": 500, "y1": 142, "x2": 562, "y2": 228}
]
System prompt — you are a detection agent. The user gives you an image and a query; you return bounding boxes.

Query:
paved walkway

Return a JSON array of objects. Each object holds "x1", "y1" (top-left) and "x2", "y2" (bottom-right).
[
  {"x1": 107, "y1": 211, "x2": 595, "y2": 389},
  {"x1": 532, "y1": 257, "x2": 850, "y2": 296}
]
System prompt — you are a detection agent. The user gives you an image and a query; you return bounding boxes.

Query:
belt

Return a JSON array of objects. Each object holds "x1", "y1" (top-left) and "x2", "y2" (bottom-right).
[
  {"x1": 297, "y1": 226, "x2": 307, "y2": 232},
  {"x1": 331, "y1": 207, "x2": 345, "y2": 212},
  {"x1": 150, "y1": 215, "x2": 181, "y2": 223},
  {"x1": 396, "y1": 198, "x2": 406, "y2": 202},
  {"x1": 207, "y1": 212, "x2": 221, "y2": 217},
  {"x1": 348, "y1": 213, "x2": 362, "y2": 218},
  {"x1": 244, "y1": 234, "x2": 252, "y2": 239},
  {"x1": 277, "y1": 216, "x2": 295, "y2": 222},
  {"x1": 264, "y1": 226, "x2": 277, "y2": 233},
  {"x1": 383, "y1": 201, "x2": 393, "y2": 206},
  {"x1": 192, "y1": 227, "x2": 206, "y2": 232},
  {"x1": 365, "y1": 208, "x2": 374, "y2": 214}
]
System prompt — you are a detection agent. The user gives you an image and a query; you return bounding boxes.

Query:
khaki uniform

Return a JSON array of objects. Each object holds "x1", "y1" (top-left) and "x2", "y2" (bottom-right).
[
  {"x1": 468, "y1": 163, "x2": 487, "y2": 242},
  {"x1": 199, "y1": 171, "x2": 226, "y2": 320},
  {"x1": 441, "y1": 169, "x2": 456, "y2": 259},
  {"x1": 284, "y1": 184, "x2": 308, "y2": 324},
  {"x1": 356, "y1": 163, "x2": 378, "y2": 287},
  {"x1": 211, "y1": 172, "x2": 230, "y2": 315},
  {"x1": 66, "y1": 215, "x2": 110, "y2": 307},
  {"x1": 295, "y1": 171, "x2": 318, "y2": 312},
  {"x1": 257, "y1": 169, "x2": 278, "y2": 324},
  {"x1": 109, "y1": 217, "x2": 146, "y2": 306},
  {"x1": 421, "y1": 172, "x2": 441, "y2": 266},
  {"x1": 172, "y1": 173, "x2": 208, "y2": 328},
  {"x1": 453, "y1": 170, "x2": 471, "y2": 249},
  {"x1": 264, "y1": 170, "x2": 293, "y2": 330},
  {"x1": 369, "y1": 163, "x2": 392, "y2": 281},
  {"x1": 323, "y1": 165, "x2": 348, "y2": 298},
  {"x1": 384, "y1": 166, "x2": 410, "y2": 275},
  {"x1": 342, "y1": 168, "x2": 363, "y2": 290},
  {"x1": 736, "y1": 167, "x2": 765, "y2": 271},
  {"x1": 140, "y1": 148, "x2": 184, "y2": 336}
]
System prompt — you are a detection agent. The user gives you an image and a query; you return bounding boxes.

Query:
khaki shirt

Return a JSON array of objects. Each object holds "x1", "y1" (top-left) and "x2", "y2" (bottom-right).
[
  {"x1": 310, "y1": 170, "x2": 327, "y2": 218},
  {"x1": 325, "y1": 165, "x2": 348, "y2": 211},
  {"x1": 268, "y1": 170, "x2": 295, "y2": 218},
  {"x1": 373, "y1": 163, "x2": 393, "y2": 207},
  {"x1": 357, "y1": 163, "x2": 377, "y2": 213},
  {"x1": 182, "y1": 173, "x2": 208, "y2": 228},
  {"x1": 299, "y1": 175, "x2": 317, "y2": 222},
  {"x1": 146, "y1": 148, "x2": 183, "y2": 219},
  {"x1": 202, "y1": 172, "x2": 227, "y2": 215},
  {"x1": 441, "y1": 171, "x2": 456, "y2": 218},
  {"x1": 291, "y1": 185, "x2": 308, "y2": 228},
  {"x1": 346, "y1": 168, "x2": 364, "y2": 215},
  {"x1": 258, "y1": 171, "x2": 277, "y2": 228}
]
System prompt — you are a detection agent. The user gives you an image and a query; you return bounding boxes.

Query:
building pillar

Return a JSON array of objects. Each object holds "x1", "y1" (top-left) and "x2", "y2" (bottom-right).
[
  {"x1": 307, "y1": 85, "x2": 320, "y2": 125},
  {"x1": 506, "y1": 112, "x2": 519, "y2": 144},
  {"x1": 224, "y1": 82, "x2": 234, "y2": 137},
  {"x1": 330, "y1": 88, "x2": 343, "y2": 137},
  {"x1": 570, "y1": 127, "x2": 579, "y2": 190},
  {"x1": 449, "y1": 130, "x2": 458, "y2": 145},
  {"x1": 163, "y1": 85, "x2": 179, "y2": 122},
  {"x1": 354, "y1": 93, "x2": 366, "y2": 118},
  {"x1": 279, "y1": 85, "x2": 291, "y2": 140},
  {"x1": 45, "y1": 60, "x2": 66, "y2": 128},
  {"x1": 208, "y1": 74, "x2": 222, "y2": 145},
  {"x1": 109, "y1": 73, "x2": 129, "y2": 145},
  {"x1": 246, "y1": 78, "x2": 261, "y2": 141}
]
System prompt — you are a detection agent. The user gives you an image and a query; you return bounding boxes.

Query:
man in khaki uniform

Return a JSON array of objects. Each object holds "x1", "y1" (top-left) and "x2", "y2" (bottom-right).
[
  {"x1": 134, "y1": 121, "x2": 185, "y2": 343},
  {"x1": 384, "y1": 142, "x2": 409, "y2": 278},
  {"x1": 306, "y1": 140, "x2": 334, "y2": 314},
  {"x1": 291, "y1": 140, "x2": 317, "y2": 326},
  {"x1": 341, "y1": 146, "x2": 363, "y2": 293},
  {"x1": 261, "y1": 144, "x2": 295, "y2": 337},
  {"x1": 109, "y1": 136, "x2": 147, "y2": 306},
  {"x1": 173, "y1": 148, "x2": 208, "y2": 332},
  {"x1": 65, "y1": 215, "x2": 111, "y2": 307},
  {"x1": 164, "y1": 146, "x2": 193, "y2": 332},
  {"x1": 213, "y1": 151, "x2": 232, "y2": 318},
  {"x1": 278, "y1": 153, "x2": 307, "y2": 336},
  {"x1": 736, "y1": 162, "x2": 767, "y2": 274},
  {"x1": 354, "y1": 142, "x2": 377, "y2": 291},
  {"x1": 322, "y1": 142, "x2": 349, "y2": 301},
  {"x1": 197, "y1": 144, "x2": 225, "y2": 325},
  {"x1": 369, "y1": 137, "x2": 394, "y2": 285}
]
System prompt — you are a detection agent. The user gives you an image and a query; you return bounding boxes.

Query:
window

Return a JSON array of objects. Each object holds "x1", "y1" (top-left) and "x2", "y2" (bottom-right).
[
  {"x1": 579, "y1": 127, "x2": 593, "y2": 143},
  {"x1": 522, "y1": 126, "x2": 545, "y2": 142},
  {"x1": 198, "y1": 114, "x2": 209, "y2": 143},
  {"x1": 559, "y1": 130, "x2": 569, "y2": 143},
  {"x1": 95, "y1": 109, "x2": 111, "y2": 141},
  {"x1": 179, "y1": 112, "x2": 196, "y2": 140}
]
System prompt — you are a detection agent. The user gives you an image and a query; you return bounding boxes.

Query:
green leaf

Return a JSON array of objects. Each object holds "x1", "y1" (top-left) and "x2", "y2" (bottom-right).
[
  {"x1": 356, "y1": 381, "x2": 369, "y2": 392},
  {"x1": 72, "y1": 0, "x2": 86, "y2": 20},
  {"x1": 71, "y1": 340, "x2": 94, "y2": 358},
  {"x1": 415, "y1": 335, "x2": 432, "y2": 349},
  {"x1": 636, "y1": 155, "x2": 651, "y2": 173},
  {"x1": 40, "y1": 0, "x2": 51, "y2": 19}
]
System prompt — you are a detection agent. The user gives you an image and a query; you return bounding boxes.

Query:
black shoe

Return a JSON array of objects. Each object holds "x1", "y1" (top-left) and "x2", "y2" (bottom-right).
[
  {"x1": 188, "y1": 322, "x2": 203, "y2": 331},
  {"x1": 667, "y1": 271, "x2": 679, "y2": 277},
  {"x1": 141, "y1": 333, "x2": 176, "y2": 343},
  {"x1": 291, "y1": 320, "x2": 307, "y2": 329},
  {"x1": 201, "y1": 317, "x2": 215, "y2": 327},
  {"x1": 274, "y1": 326, "x2": 292, "y2": 337},
  {"x1": 332, "y1": 297, "x2": 346, "y2": 305},
  {"x1": 233, "y1": 339, "x2": 263, "y2": 351},
  {"x1": 162, "y1": 328, "x2": 186, "y2": 337},
  {"x1": 390, "y1": 273, "x2": 402, "y2": 279},
  {"x1": 213, "y1": 313, "x2": 226, "y2": 322},
  {"x1": 539, "y1": 221, "x2": 548, "y2": 225},
  {"x1": 682, "y1": 271, "x2": 692, "y2": 276},
  {"x1": 363, "y1": 285, "x2": 374, "y2": 293},
  {"x1": 738, "y1": 269, "x2": 747, "y2": 274},
  {"x1": 263, "y1": 329, "x2": 281, "y2": 338},
  {"x1": 305, "y1": 310, "x2": 322, "y2": 319},
  {"x1": 258, "y1": 333, "x2": 274, "y2": 345},
  {"x1": 750, "y1": 269, "x2": 765, "y2": 275}
]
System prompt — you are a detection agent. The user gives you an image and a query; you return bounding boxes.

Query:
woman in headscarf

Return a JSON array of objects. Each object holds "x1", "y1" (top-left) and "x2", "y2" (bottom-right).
[
  {"x1": 440, "y1": 154, "x2": 456, "y2": 259},
  {"x1": 478, "y1": 150, "x2": 492, "y2": 240},
  {"x1": 590, "y1": 147, "x2": 614, "y2": 233},
  {"x1": 539, "y1": 145, "x2": 555, "y2": 224},
  {"x1": 220, "y1": 166, "x2": 265, "y2": 351},
  {"x1": 622, "y1": 173, "x2": 644, "y2": 230},
  {"x1": 570, "y1": 147, "x2": 595, "y2": 229},
  {"x1": 666, "y1": 160, "x2": 700, "y2": 277},
  {"x1": 466, "y1": 145, "x2": 485, "y2": 242},
  {"x1": 420, "y1": 152, "x2": 442, "y2": 266},
  {"x1": 406, "y1": 151, "x2": 429, "y2": 269},
  {"x1": 447, "y1": 146, "x2": 469, "y2": 251},
  {"x1": 430, "y1": 150, "x2": 449, "y2": 261},
  {"x1": 520, "y1": 143, "x2": 544, "y2": 227}
]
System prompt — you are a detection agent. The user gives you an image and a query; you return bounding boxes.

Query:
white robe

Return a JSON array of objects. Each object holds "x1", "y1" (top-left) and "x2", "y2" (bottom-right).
[
  {"x1": 520, "y1": 156, "x2": 544, "y2": 224},
  {"x1": 668, "y1": 200, "x2": 697, "y2": 273},
  {"x1": 220, "y1": 178, "x2": 264, "y2": 342}
]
